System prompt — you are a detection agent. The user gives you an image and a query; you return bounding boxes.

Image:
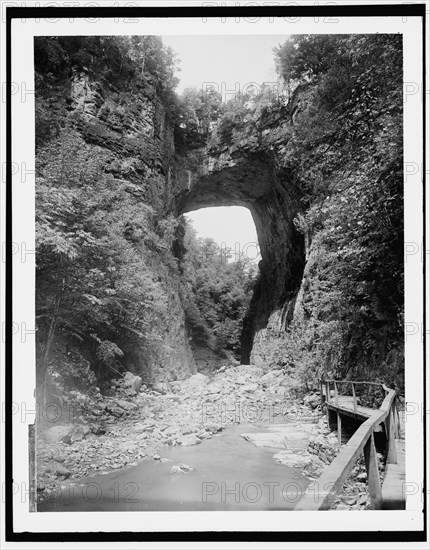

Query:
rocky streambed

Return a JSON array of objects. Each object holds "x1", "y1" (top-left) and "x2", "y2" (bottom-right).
[{"x1": 36, "y1": 364, "x2": 380, "y2": 511}]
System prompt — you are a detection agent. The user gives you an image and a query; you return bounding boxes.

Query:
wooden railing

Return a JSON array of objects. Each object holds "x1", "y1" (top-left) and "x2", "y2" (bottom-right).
[
  {"x1": 321, "y1": 379, "x2": 386, "y2": 412},
  {"x1": 295, "y1": 380, "x2": 399, "y2": 510}
]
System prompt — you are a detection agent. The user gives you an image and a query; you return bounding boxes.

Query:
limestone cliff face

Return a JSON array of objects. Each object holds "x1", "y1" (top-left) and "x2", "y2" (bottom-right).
[
  {"x1": 38, "y1": 66, "x2": 197, "y2": 383},
  {"x1": 38, "y1": 58, "x2": 308, "y2": 379},
  {"x1": 67, "y1": 69, "x2": 177, "y2": 214}
]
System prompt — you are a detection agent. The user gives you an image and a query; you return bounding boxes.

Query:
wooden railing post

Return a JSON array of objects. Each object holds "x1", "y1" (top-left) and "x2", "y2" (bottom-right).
[
  {"x1": 364, "y1": 432, "x2": 382, "y2": 509},
  {"x1": 386, "y1": 407, "x2": 398, "y2": 464},
  {"x1": 334, "y1": 381, "x2": 339, "y2": 407},
  {"x1": 352, "y1": 382, "x2": 357, "y2": 413},
  {"x1": 394, "y1": 398, "x2": 402, "y2": 438},
  {"x1": 325, "y1": 381, "x2": 331, "y2": 425},
  {"x1": 337, "y1": 412, "x2": 342, "y2": 445}
]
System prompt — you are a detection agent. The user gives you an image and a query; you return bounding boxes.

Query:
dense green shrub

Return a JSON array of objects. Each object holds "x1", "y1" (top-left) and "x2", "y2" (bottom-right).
[{"x1": 268, "y1": 35, "x2": 404, "y2": 389}]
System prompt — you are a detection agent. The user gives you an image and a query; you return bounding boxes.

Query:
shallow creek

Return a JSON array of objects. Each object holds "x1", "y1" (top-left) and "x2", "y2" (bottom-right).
[{"x1": 38, "y1": 420, "x2": 312, "y2": 511}]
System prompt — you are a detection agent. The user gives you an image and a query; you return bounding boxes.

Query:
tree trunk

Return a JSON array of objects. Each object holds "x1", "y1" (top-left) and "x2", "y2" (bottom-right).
[{"x1": 39, "y1": 291, "x2": 62, "y2": 408}]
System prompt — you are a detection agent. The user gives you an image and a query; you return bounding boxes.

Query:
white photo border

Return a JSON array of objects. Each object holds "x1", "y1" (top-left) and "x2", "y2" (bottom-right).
[{"x1": 2, "y1": 0, "x2": 427, "y2": 543}]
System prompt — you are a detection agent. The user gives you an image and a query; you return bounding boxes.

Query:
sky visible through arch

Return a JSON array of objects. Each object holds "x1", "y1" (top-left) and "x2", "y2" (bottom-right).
[
  {"x1": 184, "y1": 206, "x2": 261, "y2": 263},
  {"x1": 162, "y1": 35, "x2": 288, "y2": 260}
]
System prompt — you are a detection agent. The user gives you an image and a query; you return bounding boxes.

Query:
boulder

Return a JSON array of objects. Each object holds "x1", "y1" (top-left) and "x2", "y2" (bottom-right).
[
  {"x1": 108, "y1": 406, "x2": 125, "y2": 418},
  {"x1": 70, "y1": 425, "x2": 91, "y2": 442},
  {"x1": 116, "y1": 399, "x2": 138, "y2": 412},
  {"x1": 152, "y1": 382, "x2": 170, "y2": 394},
  {"x1": 90, "y1": 424, "x2": 106, "y2": 436},
  {"x1": 37, "y1": 481, "x2": 46, "y2": 492},
  {"x1": 164, "y1": 426, "x2": 179, "y2": 436},
  {"x1": 170, "y1": 463, "x2": 194, "y2": 474},
  {"x1": 181, "y1": 426, "x2": 199, "y2": 435},
  {"x1": 308, "y1": 438, "x2": 338, "y2": 464},
  {"x1": 53, "y1": 454, "x2": 66, "y2": 463},
  {"x1": 133, "y1": 423, "x2": 152, "y2": 434},
  {"x1": 267, "y1": 422, "x2": 318, "y2": 444},
  {"x1": 54, "y1": 464, "x2": 72, "y2": 478},
  {"x1": 187, "y1": 373, "x2": 208, "y2": 388},
  {"x1": 243, "y1": 383, "x2": 259, "y2": 393},
  {"x1": 176, "y1": 434, "x2": 201, "y2": 446},
  {"x1": 164, "y1": 393, "x2": 181, "y2": 402},
  {"x1": 341, "y1": 496, "x2": 357, "y2": 506},
  {"x1": 260, "y1": 370, "x2": 283, "y2": 387},
  {"x1": 273, "y1": 450, "x2": 313, "y2": 468},
  {"x1": 241, "y1": 432, "x2": 286, "y2": 449},
  {"x1": 242, "y1": 423, "x2": 318, "y2": 450},
  {"x1": 122, "y1": 372, "x2": 142, "y2": 395},
  {"x1": 327, "y1": 433, "x2": 339, "y2": 446},
  {"x1": 246, "y1": 366, "x2": 264, "y2": 377},
  {"x1": 204, "y1": 423, "x2": 223, "y2": 434},
  {"x1": 303, "y1": 393, "x2": 320, "y2": 409},
  {"x1": 206, "y1": 382, "x2": 222, "y2": 394},
  {"x1": 40, "y1": 425, "x2": 74, "y2": 444}
]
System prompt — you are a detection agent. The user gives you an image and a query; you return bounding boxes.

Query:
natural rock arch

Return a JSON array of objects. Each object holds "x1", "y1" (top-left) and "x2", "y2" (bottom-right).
[{"x1": 174, "y1": 144, "x2": 306, "y2": 363}]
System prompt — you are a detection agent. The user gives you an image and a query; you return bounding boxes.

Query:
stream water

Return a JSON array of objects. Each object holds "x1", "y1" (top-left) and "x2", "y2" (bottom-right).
[{"x1": 38, "y1": 421, "x2": 311, "y2": 511}]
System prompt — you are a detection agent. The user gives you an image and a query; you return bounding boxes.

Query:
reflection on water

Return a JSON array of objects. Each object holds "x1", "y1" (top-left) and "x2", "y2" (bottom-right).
[{"x1": 38, "y1": 421, "x2": 310, "y2": 512}]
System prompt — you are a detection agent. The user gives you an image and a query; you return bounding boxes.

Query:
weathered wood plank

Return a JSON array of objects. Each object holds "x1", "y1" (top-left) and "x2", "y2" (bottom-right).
[
  {"x1": 337, "y1": 411, "x2": 342, "y2": 445},
  {"x1": 382, "y1": 440, "x2": 406, "y2": 510},
  {"x1": 364, "y1": 432, "x2": 382, "y2": 509},
  {"x1": 352, "y1": 383, "x2": 357, "y2": 413},
  {"x1": 324, "y1": 379, "x2": 384, "y2": 387},
  {"x1": 386, "y1": 409, "x2": 398, "y2": 464},
  {"x1": 326, "y1": 396, "x2": 375, "y2": 420}
]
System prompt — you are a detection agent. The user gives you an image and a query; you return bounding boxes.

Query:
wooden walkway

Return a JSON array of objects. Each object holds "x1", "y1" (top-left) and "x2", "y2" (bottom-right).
[
  {"x1": 381, "y1": 436, "x2": 405, "y2": 509},
  {"x1": 328, "y1": 395, "x2": 375, "y2": 420},
  {"x1": 295, "y1": 379, "x2": 405, "y2": 511}
]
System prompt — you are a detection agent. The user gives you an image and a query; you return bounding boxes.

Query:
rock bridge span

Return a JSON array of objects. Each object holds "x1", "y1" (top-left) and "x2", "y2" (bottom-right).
[{"x1": 174, "y1": 109, "x2": 306, "y2": 362}]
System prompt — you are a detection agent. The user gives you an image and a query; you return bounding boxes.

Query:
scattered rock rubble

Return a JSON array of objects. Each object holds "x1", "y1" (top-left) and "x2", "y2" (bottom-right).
[{"x1": 36, "y1": 364, "x2": 375, "y2": 510}]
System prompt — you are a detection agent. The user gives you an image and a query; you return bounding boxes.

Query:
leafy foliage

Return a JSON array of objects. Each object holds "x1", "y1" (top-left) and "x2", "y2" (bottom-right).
[
  {"x1": 180, "y1": 224, "x2": 258, "y2": 356},
  {"x1": 265, "y1": 34, "x2": 404, "y2": 389},
  {"x1": 35, "y1": 35, "x2": 179, "y2": 98},
  {"x1": 36, "y1": 129, "x2": 169, "y2": 386},
  {"x1": 175, "y1": 86, "x2": 224, "y2": 149}
]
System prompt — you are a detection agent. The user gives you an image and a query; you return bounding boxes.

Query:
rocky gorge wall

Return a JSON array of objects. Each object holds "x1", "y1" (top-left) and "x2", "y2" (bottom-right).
[
  {"x1": 35, "y1": 44, "x2": 312, "y2": 383},
  {"x1": 36, "y1": 46, "x2": 196, "y2": 383}
]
